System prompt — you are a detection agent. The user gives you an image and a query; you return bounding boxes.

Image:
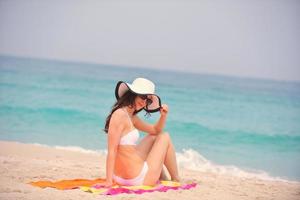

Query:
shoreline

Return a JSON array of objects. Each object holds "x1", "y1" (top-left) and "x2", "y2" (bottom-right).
[
  {"x1": 0, "y1": 140, "x2": 299, "y2": 200},
  {"x1": 4, "y1": 140, "x2": 297, "y2": 183}
]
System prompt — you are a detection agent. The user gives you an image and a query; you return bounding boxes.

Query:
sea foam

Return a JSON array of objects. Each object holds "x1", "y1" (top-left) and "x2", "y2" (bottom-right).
[{"x1": 176, "y1": 148, "x2": 294, "y2": 182}]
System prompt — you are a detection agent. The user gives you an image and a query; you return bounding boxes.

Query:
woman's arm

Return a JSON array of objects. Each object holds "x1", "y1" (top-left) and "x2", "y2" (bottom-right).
[
  {"x1": 105, "y1": 110, "x2": 124, "y2": 186},
  {"x1": 133, "y1": 104, "x2": 169, "y2": 135},
  {"x1": 153, "y1": 104, "x2": 169, "y2": 132}
]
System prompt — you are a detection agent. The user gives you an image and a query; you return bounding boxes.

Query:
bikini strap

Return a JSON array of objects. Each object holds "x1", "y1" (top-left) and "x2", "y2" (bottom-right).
[{"x1": 122, "y1": 108, "x2": 134, "y2": 128}]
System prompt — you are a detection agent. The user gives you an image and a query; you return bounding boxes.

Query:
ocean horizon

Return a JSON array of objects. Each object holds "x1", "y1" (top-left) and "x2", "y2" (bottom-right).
[{"x1": 1, "y1": 55, "x2": 300, "y2": 182}]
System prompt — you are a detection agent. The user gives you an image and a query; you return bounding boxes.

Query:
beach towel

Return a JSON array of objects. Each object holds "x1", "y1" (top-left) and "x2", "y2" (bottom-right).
[
  {"x1": 29, "y1": 178, "x2": 106, "y2": 190},
  {"x1": 29, "y1": 178, "x2": 197, "y2": 195}
]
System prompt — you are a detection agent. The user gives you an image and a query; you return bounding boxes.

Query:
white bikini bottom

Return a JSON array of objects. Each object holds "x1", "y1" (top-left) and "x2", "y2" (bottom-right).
[{"x1": 113, "y1": 162, "x2": 148, "y2": 186}]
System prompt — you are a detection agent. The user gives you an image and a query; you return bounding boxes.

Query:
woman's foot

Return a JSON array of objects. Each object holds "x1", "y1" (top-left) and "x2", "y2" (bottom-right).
[{"x1": 171, "y1": 176, "x2": 181, "y2": 182}]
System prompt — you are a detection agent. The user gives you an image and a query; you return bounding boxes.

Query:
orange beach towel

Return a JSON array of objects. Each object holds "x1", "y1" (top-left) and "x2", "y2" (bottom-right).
[{"x1": 29, "y1": 178, "x2": 107, "y2": 190}]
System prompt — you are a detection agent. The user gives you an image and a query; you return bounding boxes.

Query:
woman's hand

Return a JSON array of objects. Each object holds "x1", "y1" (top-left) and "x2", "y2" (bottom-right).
[
  {"x1": 160, "y1": 104, "x2": 169, "y2": 117},
  {"x1": 104, "y1": 180, "x2": 113, "y2": 188}
]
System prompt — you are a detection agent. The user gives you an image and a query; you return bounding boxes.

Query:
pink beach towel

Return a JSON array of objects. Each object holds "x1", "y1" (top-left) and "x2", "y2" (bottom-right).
[{"x1": 81, "y1": 180, "x2": 197, "y2": 195}]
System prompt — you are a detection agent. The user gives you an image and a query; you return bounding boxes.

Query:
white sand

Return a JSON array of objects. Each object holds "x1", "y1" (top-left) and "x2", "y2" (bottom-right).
[{"x1": 0, "y1": 140, "x2": 299, "y2": 200}]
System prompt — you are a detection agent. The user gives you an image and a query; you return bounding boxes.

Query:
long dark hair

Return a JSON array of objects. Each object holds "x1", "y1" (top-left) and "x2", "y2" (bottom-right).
[{"x1": 104, "y1": 90, "x2": 150, "y2": 133}]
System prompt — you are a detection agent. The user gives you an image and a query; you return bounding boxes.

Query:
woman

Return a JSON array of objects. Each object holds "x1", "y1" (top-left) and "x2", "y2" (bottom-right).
[{"x1": 102, "y1": 77, "x2": 180, "y2": 187}]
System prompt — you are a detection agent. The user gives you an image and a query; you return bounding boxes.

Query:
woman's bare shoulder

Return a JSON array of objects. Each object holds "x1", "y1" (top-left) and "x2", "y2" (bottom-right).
[{"x1": 111, "y1": 108, "x2": 126, "y2": 121}]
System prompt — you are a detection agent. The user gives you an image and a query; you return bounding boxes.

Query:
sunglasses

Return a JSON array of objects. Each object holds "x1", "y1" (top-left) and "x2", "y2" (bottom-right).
[{"x1": 139, "y1": 95, "x2": 153, "y2": 106}]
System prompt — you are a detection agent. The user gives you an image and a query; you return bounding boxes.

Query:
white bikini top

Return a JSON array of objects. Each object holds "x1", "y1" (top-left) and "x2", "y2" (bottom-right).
[{"x1": 119, "y1": 108, "x2": 140, "y2": 146}]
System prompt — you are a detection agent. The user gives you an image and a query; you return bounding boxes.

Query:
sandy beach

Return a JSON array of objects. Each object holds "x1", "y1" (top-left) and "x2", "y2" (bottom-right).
[{"x1": 0, "y1": 141, "x2": 299, "y2": 200}]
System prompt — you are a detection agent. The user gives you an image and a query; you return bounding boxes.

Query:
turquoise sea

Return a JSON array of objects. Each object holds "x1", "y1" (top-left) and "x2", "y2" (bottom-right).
[{"x1": 0, "y1": 55, "x2": 300, "y2": 182}]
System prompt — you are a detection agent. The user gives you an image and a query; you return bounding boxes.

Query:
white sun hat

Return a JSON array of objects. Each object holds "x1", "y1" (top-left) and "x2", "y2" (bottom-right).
[{"x1": 115, "y1": 78, "x2": 162, "y2": 113}]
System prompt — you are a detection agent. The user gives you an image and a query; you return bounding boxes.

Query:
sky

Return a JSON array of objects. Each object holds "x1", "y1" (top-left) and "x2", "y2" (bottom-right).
[{"x1": 0, "y1": 0, "x2": 299, "y2": 81}]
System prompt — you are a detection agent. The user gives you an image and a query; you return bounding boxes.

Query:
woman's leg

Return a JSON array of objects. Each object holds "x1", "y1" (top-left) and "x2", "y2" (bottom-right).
[
  {"x1": 136, "y1": 134, "x2": 168, "y2": 180},
  {"x1": 163, "y1": 137, "x2": 180, "y2": 181},
  {"x1": 143, "y1": 132, "x2": 180, "y2": 186},
  {"x1": 136, "y1": 134, "x2": 156, "y2": 160}
]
